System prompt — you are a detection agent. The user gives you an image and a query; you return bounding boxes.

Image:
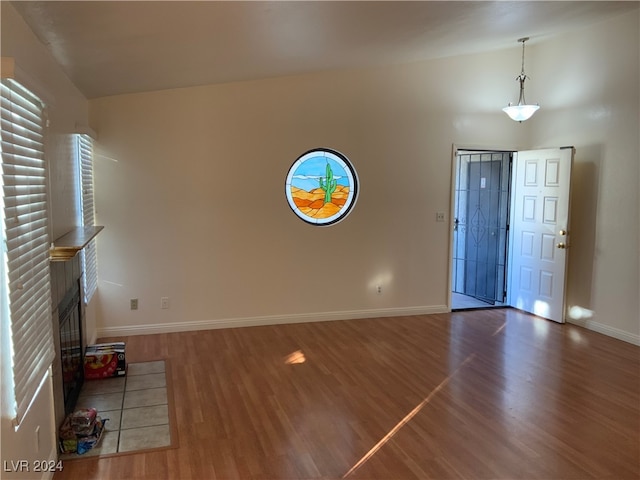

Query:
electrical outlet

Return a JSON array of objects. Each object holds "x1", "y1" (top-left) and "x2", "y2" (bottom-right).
[
  {"x1": 436, "y1": 212, "x2": 446, "y2": 222},
  {"x1": 161, "y1": 297, "x2": 170, "y2": 309},
  {"x1": 130, "y1": 298, "x2": 138, "y2": 310},
  {"x1": 377, "y1": 285, "x2": 382, "y2": 294}
]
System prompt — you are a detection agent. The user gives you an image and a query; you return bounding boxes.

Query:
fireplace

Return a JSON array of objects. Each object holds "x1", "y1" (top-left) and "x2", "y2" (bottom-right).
[
  {"x1": 58, "y1": 279, "x2": 83, "y2": 415},
  {"x1": 50, "y1": 255, "x2": 86, "y2": 428}
]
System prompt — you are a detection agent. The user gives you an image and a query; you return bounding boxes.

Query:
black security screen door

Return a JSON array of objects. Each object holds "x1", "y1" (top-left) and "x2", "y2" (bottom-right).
[{"x1": 452, "y1": 151, "x2": 511, "y2": 304}]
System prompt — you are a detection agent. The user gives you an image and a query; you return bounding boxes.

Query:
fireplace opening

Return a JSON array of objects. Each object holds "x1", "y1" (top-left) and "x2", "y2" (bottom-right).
[{"x1": 58, "y1": 280, "x2": 84, "y2": 415}]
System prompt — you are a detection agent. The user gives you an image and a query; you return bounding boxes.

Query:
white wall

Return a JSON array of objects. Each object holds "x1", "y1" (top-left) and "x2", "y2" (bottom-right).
[
  {"x1": 89, "y1": 49, "x2": 529, "y2": 335},
  {"x1": 530, "y1": 12, "x2": 639, "y2": 342},
  {"x1": 1, "y1": 3, "x2": 90, "y2": 477}
]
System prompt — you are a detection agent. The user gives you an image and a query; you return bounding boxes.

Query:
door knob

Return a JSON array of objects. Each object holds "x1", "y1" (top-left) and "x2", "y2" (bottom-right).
[
  {"x1": 557, "y1": 242, "x2": 567, "y2": 249},
  {"x1": 559, "y1": 229, "x2": 567, "y2": 236}
]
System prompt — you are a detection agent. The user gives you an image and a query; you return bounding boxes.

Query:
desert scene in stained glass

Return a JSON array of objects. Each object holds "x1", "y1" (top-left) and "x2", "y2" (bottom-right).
[{"x1": 286, "y1": 151, "x2": 356, "y2": 224}]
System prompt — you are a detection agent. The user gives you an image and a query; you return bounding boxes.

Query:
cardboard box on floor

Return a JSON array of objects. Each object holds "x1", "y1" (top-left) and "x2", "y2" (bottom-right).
[{"x1": 84, "y1": 342, "x2": 126, "y2": 380}]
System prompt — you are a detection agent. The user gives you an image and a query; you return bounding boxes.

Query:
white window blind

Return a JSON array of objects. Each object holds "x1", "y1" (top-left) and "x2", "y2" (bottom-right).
[
  {"x1": 0, "y1": 78, "x2": 53, "y2": 426},
  {"x1": 77, "y1": 134, "x2": 97, "y2": 303}
]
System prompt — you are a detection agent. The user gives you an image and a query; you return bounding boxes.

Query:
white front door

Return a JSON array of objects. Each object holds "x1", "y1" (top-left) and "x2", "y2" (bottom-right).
[{"x1": 507, "y1": 147, "x2": 574, "y2": 323}]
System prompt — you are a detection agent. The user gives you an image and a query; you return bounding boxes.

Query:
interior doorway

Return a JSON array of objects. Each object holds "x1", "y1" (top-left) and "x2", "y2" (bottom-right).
[
  {"x1": 450, "y1": 147, "x2": 574, "y2": 320},
  {"x1": 451, "y1": 150, "x2": 511, "y2": 310}
]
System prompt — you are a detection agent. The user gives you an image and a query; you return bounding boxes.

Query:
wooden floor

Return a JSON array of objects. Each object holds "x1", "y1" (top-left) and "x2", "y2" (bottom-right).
[{"x1": 55, "y1": 309, "x2": 640, "y2": 479}]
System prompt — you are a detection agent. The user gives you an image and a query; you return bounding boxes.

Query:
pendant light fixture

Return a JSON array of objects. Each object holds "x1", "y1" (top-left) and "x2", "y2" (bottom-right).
[{"x1": 503, "y1": 37, "x2": 540, "y2": 122}]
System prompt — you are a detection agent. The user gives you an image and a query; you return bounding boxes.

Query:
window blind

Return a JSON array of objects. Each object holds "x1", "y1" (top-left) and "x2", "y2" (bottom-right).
[
  {"x1": 0, "y1": 78, "x2": 53, "y2": 425},
  {"x1": 77, "y1": 134, "x2": 97, "y2": 303}
]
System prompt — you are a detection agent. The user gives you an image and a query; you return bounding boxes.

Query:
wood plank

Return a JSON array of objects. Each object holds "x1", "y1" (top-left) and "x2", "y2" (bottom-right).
[
  {"x1": 50, "y1": 226, "x2": 104, "y2": 261},
  {"x1": 54, "y1": 309, "x2": 640, "y2": 479}
]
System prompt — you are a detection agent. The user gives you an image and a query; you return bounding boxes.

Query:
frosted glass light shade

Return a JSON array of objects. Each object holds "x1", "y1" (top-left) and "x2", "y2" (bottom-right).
[{"x1": 502, "y1": 104, "x2": 540, "y2": 122}]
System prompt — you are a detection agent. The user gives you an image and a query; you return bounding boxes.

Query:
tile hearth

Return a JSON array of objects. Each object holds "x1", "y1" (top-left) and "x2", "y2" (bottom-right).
[{"x1": 62, "y1": 360, "x2": 171, "y2": 458}]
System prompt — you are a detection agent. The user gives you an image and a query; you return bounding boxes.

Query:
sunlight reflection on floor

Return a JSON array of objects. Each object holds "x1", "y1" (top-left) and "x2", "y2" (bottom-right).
[
  {"x1": 342, "y1": 353, "x2": 477, "y2": 478},
  {"x1": 284, "y1": 350, "x2": 306, "y2": 365}
]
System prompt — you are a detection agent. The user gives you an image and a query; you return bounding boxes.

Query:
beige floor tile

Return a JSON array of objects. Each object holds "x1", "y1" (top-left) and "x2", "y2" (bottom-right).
[
  {"x1": 66, "y1": 361, "x2": 172, "y2": 457},
  {"x1": 82, "y1": 377, "x2": 126, "y2": 395},
  {"x1": 121, "y1": 404, "x2": 169, "y2": 430},
  {"x1": 126, "y1": 372, "x2": 166, "y2": 391},
  {"x1": 76, "y1": 392, "x2": 124, "y2": 412},
  {"x1": 127, "y1": 361, "x2": 165, "y2": 376},
  {"x1": 81, "y1": 430, "x2": 120, "y2": 457},
  {"x1": 118, "y1": 424, "x2": 171, "y2": 452},
  {"x1": 123, "y1": 387, "x2": 167, "y2": 409},
  {"x1": 100, "y1": 409, "x2": 122, "y2": 432}
]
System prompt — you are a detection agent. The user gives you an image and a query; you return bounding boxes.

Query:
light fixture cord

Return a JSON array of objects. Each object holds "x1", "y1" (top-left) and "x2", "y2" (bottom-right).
[{"x1": 516, "y1": 38, "x2": 529, "y2": 105}]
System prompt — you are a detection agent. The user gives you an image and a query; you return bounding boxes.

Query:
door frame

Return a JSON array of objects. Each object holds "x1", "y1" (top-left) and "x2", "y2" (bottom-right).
[
  {"x1": 447, "y1": 143, "x2": 522, "y2": 311},
  {"x1": 448, "y1": 144, "x2": 573, "y2": 322}
]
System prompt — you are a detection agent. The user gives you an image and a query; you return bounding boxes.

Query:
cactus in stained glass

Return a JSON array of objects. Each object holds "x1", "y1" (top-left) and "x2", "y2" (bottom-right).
[{"x1": 319, "y1": 163, "x2": 337, "y2": 204}]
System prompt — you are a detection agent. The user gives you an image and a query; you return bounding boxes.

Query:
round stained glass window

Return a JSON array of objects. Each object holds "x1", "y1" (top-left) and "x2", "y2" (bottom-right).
[{"x1": 285, "y1": 148, "x2": 359, "y2": 226}]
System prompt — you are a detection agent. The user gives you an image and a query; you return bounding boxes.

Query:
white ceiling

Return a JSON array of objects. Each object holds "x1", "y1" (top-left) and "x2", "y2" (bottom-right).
[{"x1": 11, "y1": 1, "x2": 639, "y2": 99}]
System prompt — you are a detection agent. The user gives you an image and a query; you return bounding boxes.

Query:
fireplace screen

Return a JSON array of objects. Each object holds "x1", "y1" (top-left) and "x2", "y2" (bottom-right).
[{"x1": 58, "y1": 280, "x2": 83, "y2": 415}]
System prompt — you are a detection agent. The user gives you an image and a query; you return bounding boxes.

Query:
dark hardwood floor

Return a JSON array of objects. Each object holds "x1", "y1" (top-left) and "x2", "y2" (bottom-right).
[{"x1": 55, "y1": 309, "x2": 640, "y2": 479}]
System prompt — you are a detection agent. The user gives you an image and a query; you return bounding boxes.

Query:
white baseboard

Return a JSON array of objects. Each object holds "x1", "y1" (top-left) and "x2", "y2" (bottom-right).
[
  {"x1": 567, "y1": 318, "x2": 640, "y2": 346},
  {"x1": 97, "y1": 305, "x2": 449, "y2": 338}
]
